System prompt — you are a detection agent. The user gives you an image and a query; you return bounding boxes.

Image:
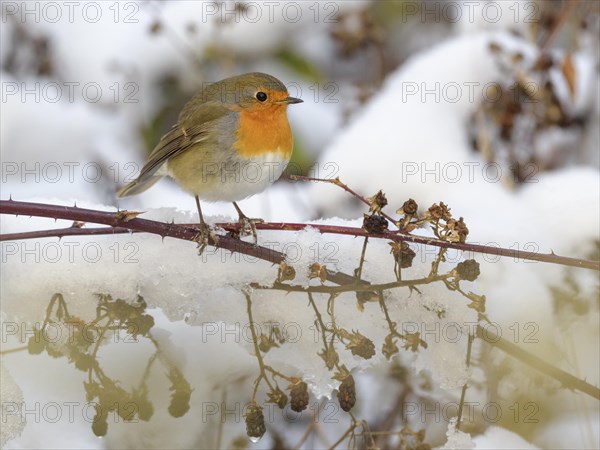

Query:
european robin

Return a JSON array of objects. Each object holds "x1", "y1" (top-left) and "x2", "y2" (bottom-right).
[{"x1": 117, "y1": 72, "x2": 302, "y2": 248}]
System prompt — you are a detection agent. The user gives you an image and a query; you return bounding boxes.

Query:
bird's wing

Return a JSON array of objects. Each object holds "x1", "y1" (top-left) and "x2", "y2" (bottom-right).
[{"x1": 135, "y1": 101, "x2": 231, "y2": 184}]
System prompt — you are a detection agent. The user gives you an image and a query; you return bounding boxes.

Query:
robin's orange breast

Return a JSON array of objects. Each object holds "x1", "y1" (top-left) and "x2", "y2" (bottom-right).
[{"x1": 233, "y1": 105, "x2": 294, "y2": 159}]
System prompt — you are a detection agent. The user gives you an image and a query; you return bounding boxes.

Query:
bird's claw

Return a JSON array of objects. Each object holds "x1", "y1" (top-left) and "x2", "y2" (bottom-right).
[
  {"x1": 193, "y1": 222, "x2": 218, "y2": 255},
  {"x1": 235, "y1": 215, "x2": 263, "y2": 245}
]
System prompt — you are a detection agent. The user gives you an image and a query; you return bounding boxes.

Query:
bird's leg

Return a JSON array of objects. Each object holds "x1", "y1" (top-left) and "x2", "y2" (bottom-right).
[
  {"x1": 232, "y1": 202, "x2": 263, "y2": 245},
  {"x1": 193, "y1": 195, "x2": 217, "y2": 254}
]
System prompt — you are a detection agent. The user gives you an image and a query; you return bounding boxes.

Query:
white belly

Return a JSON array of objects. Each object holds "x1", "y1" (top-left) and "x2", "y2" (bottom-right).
[{"x1": 169, "y1": 150, "x2": 290, "y2": 202}]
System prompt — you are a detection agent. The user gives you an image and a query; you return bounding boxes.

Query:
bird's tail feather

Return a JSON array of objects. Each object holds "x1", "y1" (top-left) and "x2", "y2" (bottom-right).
[{"x1": 117, "y1": 176, "x2": 163, "y2": 197}]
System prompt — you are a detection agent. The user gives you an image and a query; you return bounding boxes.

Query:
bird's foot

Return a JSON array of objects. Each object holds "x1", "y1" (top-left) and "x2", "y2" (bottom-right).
[
  {"x1": 193, "y1": 222, "x2": 219, "y2": 255},
  {"x1": 234, "y1": 214, "x2": 263, "y2": 246}
]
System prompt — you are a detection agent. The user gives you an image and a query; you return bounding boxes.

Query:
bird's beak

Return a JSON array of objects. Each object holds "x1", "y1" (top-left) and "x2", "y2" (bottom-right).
[{"x1": 279, "y1": 96, "x2": 303, "y2": 104}]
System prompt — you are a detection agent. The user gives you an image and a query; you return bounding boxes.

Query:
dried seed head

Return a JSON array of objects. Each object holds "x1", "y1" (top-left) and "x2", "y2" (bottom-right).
[
  {"x1": 397, "y1": 198, "x2": 418, "y2": 216},
  {"x1": 456, "y1": 259, "x2": 480, "y2": 282},
  {"x1": 337, "y1": 374, "x2": 356, "y2": 412},
  {"x1": 258, "y1": 334, "x2": 280, "y2": 353},
  {"x1": 267, "y1": 387, "x2": 288, "y2": 410},
  {"x1": 362, "y1": 214, "x2": 389, "y2": 233},
  {"x1": 340, "y1": 329, "x2": 375, "y2": 359},
  {"x1": 367, "y1": 190, "x2": 388, "y2": 214},
  {"x1": 288, "y1": 379, "x2": 309, "y2": 412},
  {"x1": 308, "y1": 263, "x2": 328, "y2": 283},
  {"x1": 425, "y1": 202, "x2": 451, "y2": 221},
  {"x1": 446, "y1": 217, "x2": 469, "y2": 243},
  {"x1": 278, "y1": 262, "x2": 296, "y2": 282},
  {"x1": 389, "y1": 241, "x2": 416, "y2": 269},
  {"x1": 244, "y1": 402, "x2": 266, "y2": 442}
]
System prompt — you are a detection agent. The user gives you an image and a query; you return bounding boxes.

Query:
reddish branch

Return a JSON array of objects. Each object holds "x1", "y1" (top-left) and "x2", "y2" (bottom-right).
[
  {"x1": 0, "y1": 199, "x2": 359, "y2": 286},
  {"x1": 1, "y1": 200, "x2": 598, "y2": 271}
]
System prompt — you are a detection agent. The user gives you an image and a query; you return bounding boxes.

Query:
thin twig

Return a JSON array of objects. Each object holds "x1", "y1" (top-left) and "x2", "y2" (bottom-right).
[
  {"x1": 0, "y1": 345, "x2": 27, "y2": 355},
  {"x1": 292, "y1": 399, "x2": 331, "y2": 450},
  {"x1": 292, "y1": 420, "x2": 316, "y2": 450},
  {"x1": 252, "y1": 274, "x2": 451, "y2": 295},
  {"x1": 289, "y1": 175, "x2": 398, "y2": 226},
  {"x1": 476, "y1": 325, "x2": 600, "y2": 401},
  {"x1": 355, "y1": 236, "x2": 369, "y2": 280},
  {"x1": 244, "y1": 291, "x2": 275, "y2": 399},
  {"x1": 456, "y1": 333, "x2": 474, "y2": 431},
  {"x1": 327, "y1": 421, "x2": 358, "y2": 450}
]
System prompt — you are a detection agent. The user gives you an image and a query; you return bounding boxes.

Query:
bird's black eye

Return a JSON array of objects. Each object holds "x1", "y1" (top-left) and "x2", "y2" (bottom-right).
[{"x1": 256, "y1": 91, "x2": 267, "y2": 102}]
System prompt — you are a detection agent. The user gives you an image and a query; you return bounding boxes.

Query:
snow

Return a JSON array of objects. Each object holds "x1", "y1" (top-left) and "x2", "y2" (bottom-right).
[
  {"x1": 472, "y1": 425, "x2": 539, "y2": 449},
  {"x1": 534, "y1": 410, "x2": 600, "y2": 450},
  {"x1": 440, "y1": 417, "x2": 475, "y2": 450},
  {"x1": 0, "y1": 364, "x2": 26, "y2": 447},
  {"x1": 1, "y1": 1, "x2": 598, "y2": 449}
]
